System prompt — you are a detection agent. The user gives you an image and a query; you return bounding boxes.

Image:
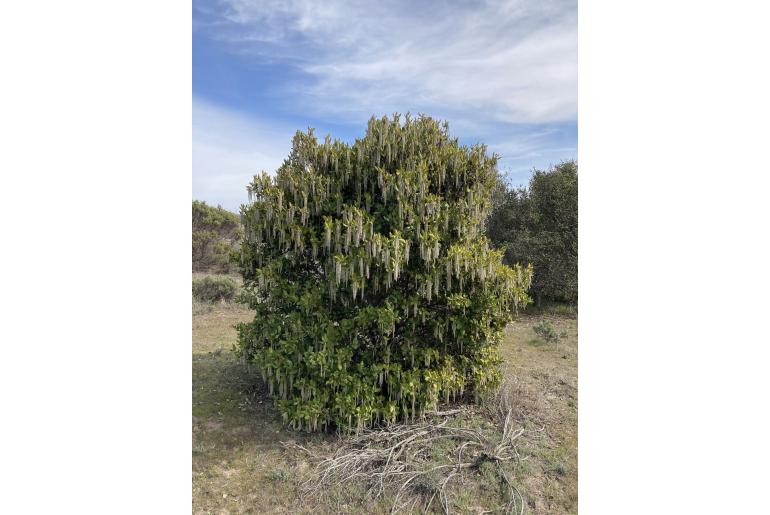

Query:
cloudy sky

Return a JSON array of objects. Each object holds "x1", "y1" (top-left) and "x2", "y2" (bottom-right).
[{"x1": 193, "y1": 0, "x2": 577, "y2": 212}]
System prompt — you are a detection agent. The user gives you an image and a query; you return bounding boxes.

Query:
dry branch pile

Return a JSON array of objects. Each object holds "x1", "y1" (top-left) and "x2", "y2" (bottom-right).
[{"x1": 285, "y1": 402, "x2": 528, "y2": 514}]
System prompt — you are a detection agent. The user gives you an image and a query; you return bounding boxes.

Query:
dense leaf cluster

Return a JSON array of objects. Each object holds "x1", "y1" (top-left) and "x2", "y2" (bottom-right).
[
  {"x1": 235, "y1": 115, "x2": 532, "y2": 431},
  {"x1": 487, "y1": 161, "x2": 577, "y2": 304}
]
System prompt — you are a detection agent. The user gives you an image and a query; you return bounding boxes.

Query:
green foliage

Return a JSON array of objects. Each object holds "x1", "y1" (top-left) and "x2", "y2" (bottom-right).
[
  {"x1": 267, "y1": 466, "x2": 292, "y2": 483},
  {"x1": 192, "y1": 275, "x2": 238, "y2": 303},
  {"x1": 532, "y1": 319, "x2": 559, "y2": 346},
  {"x1": 192, "y1": 200, "x2": 243, "y2": 273},
  {"x1": 235, "y1": 114, "x2": 533, "y2": 432},
  {"x1": 487, "y1": 161, "x2": 577, "y2": 304}
]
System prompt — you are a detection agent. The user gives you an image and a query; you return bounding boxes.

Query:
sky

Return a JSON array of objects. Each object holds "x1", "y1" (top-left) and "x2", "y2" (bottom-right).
[{"x1": 193, "y1": 0, "x2": 577, "y2": 213}]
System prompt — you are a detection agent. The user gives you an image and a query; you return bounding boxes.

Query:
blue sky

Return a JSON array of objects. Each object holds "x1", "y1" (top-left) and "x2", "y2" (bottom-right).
[{"x1": 193, "y1": 0, "x2": 577, "y2": 212}]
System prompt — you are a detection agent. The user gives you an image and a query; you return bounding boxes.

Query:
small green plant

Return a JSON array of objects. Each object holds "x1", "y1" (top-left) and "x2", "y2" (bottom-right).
[
  {"x1": 192, "y1": 275, "x2": 238, "y2": 303},
  {"x1": 552, "y1": 462, "x2": 567, "y2": 476},
  {"x1": 267, "y1": 466, "x2": 292, "y2": 482},
  {"x1": 533, "y1": 319, "x2": 559, "y2": 349}
]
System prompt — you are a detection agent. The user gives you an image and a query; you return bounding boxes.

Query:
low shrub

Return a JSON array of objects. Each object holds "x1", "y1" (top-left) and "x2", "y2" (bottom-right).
[
  {"x1": 192, "y1": 276, "x2": 238, "y2": 303},
  {"x1": 533, "y1": 319, "x2": 559, "y2": 347},
  {"x1": 192, "y1": 201, "x2": 243, "y2": 273}
]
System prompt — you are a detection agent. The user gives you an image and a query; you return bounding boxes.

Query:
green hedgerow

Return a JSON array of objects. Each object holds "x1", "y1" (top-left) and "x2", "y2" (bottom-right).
[{"x1": 235, "y1": 114, "x2": 533, "y2": 432}]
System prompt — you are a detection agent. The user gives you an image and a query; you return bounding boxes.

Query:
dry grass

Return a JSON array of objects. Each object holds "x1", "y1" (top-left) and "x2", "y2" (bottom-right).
[
  {"x1": 192, "y1": 271, "x2": 243, "y2": 283},
  {"x1": 192, "y1": 301, "x2": 577, "y2": 514},
  {"x1": 499, "y1": 315, "x2": 578, "y2": 513}
]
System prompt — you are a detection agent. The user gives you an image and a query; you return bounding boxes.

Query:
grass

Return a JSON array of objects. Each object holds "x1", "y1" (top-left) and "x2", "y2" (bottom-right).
[
  {"x1": 500, "y1": 314, "x2": 578, "y2": 512},
  {"x1": 521, "y1": 301, "x2": 577, "y2": 317},
  {"x1": 192, "y1": 271, "x2": 243, "y2": 284},
  {"x1": 192, "y1": 299, "x2": 577, "y2": 514}
]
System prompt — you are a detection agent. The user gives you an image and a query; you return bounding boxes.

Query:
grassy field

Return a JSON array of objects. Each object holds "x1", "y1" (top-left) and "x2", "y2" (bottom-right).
[{"x1": 192, "y1": 286, "x2": 577, "y2": 514}]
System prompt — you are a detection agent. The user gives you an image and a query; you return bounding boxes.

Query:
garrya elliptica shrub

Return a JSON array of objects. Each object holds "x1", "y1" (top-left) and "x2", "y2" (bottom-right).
[{"x1": 235, "y1": 114, "x2": 533, "y2": 432}]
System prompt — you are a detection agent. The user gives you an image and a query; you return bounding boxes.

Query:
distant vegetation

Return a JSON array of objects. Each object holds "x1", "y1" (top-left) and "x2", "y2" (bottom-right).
[
  {"x1": 192, "y1": 200, "x2": 242, "y2": 273},
  {"x1": 192, "y1": 276, "x2": 238, "y2": 303},
  {"x1": 487, "y1": 161, "x2": 578, "y2": 305}
]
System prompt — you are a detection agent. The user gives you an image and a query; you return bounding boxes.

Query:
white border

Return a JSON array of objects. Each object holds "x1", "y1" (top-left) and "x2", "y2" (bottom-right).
[
  {"x1": 1, "y1": 1, "x2": 769, "y2": 512},
  {"x1": 580, "y1": 1, "x2": 770, "y2": 512}
]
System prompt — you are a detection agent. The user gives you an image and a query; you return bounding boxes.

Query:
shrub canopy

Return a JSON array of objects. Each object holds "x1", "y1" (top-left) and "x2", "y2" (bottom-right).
[
  {"x1": 488, "y1": 161, "x2": 577, "y2": 304},
  {"x1": 192, "y1": 200, "x2": 242, "y2": 273},
  {"x1": 236, "y1": 115, "x2": 532, "y2": 431}
]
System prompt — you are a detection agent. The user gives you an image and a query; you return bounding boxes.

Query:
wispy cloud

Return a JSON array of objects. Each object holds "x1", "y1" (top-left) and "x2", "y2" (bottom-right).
[
  {"x1": 192, "y1": 0, "x2": 577, "y2": 205},
  {"x1": 194, "y1": 0, "x2": 577, "y2": 126},
  {"x1": 192, "y1": 97, "x2": 294, "y2": 212}
]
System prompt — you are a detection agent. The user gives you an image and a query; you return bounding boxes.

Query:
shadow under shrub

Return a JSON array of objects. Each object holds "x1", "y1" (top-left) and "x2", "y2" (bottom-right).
[{"x1": 192, "y1": 275, "x2": 238, "y2": 303}]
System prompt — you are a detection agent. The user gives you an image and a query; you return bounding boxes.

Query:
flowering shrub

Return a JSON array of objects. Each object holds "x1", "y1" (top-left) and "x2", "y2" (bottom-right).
[{"x1": 235, "y1": 114, "x2": 532, "y2": 431}]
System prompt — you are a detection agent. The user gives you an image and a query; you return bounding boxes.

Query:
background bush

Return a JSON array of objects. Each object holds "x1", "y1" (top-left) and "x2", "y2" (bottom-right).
[
  {"x1": 192, "y1": 275, "x2": 238, "y2": 303},
  {"x1": 532, "y1": 319, "x2": 559, "y2": 346},
  {"x1": 235, "y1": 114, "x2": 533, "y2": 432},
  {"x1": 192, "y1": 200, "x2": 243, "y2": 273},
  {"x1": 487, "y1": 161, "x2": 577, "y2": 305}
]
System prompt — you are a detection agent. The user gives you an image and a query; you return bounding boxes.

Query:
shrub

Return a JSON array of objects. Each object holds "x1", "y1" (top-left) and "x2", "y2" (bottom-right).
[
  {"x1": 192, "y1": 275, "x2": 238, "y2": 303},
  {"x1": 192, "y1": 201, "x2": 243, "y2": 273},
  {"x1": 487, "y1": 161, "x2": 577, "y2": 304},
  {"x1": 532, "y1": 319, "x2": 559, "y2": 347},
  {"x1": 235, "y1": 114, "x2": 533, "y2": 432}
]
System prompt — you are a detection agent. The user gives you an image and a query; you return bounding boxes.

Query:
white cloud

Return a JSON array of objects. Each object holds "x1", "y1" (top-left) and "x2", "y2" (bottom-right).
[
  {"x1": 199, "y1": 0, "x2": 577, "y2": 125},
  {"x1": 192, "y1": 97, "x2": 293, "y2": 212}
]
